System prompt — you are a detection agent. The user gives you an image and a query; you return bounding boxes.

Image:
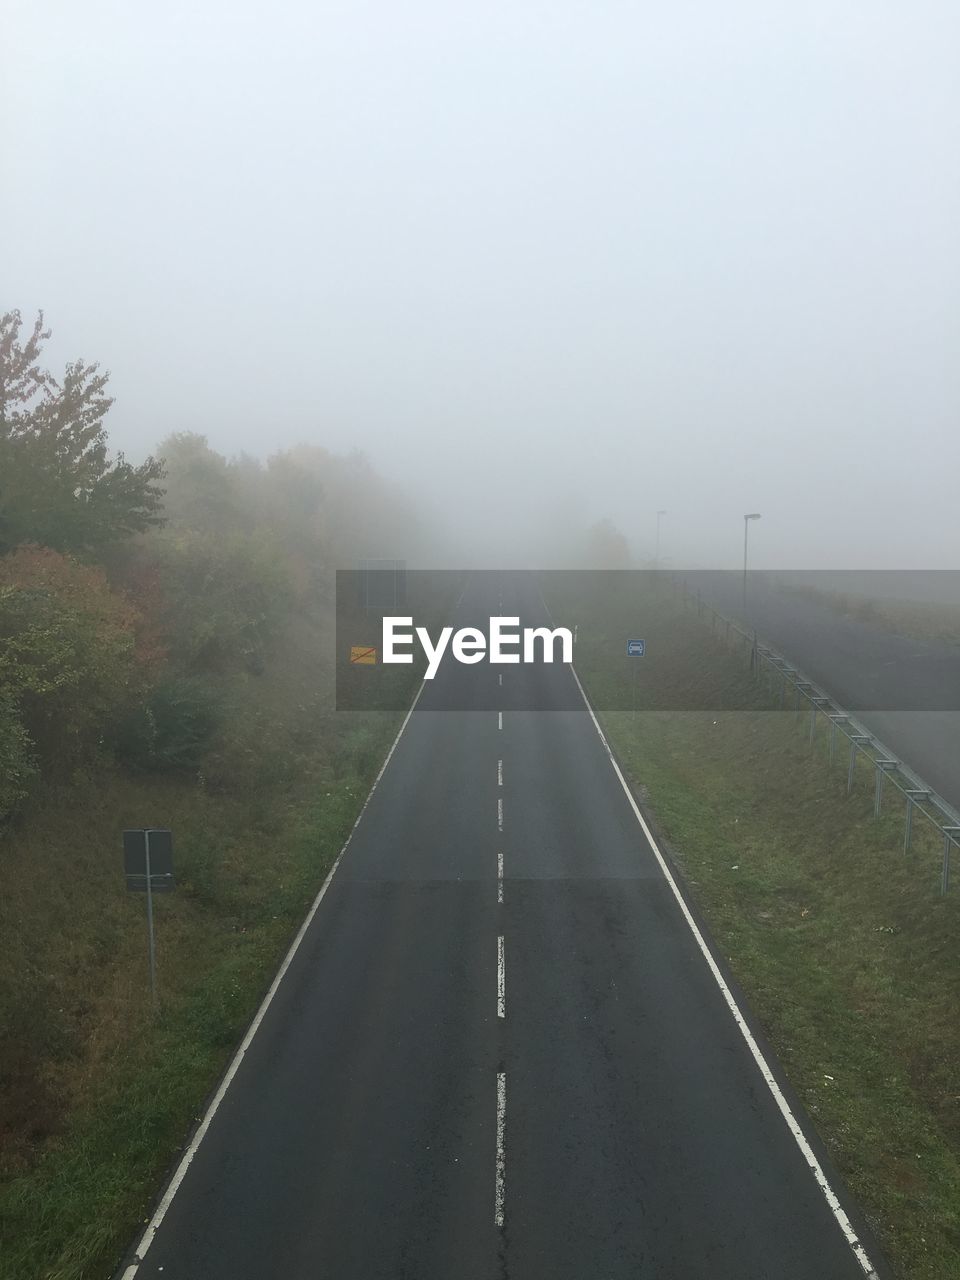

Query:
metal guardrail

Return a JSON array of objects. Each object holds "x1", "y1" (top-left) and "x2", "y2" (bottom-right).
[{"x1": 679, "y1": 580, "x2": 960, "y2": 895}]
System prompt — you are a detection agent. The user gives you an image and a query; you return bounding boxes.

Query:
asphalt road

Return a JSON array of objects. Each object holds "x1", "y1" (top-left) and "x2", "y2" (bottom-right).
[{"x1": 118, "y1": 573, "x2": 886, "y2": 1280}]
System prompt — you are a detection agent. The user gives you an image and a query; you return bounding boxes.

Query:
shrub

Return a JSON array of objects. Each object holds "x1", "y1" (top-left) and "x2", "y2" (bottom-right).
[
  {"x1": 150, "y1": 531, "x2": 292, "y2": 673},
  {"x1": 0, "y1": 687, "x2": 36, "y2": 821},
  {"x1": 110, "y1": 676, "x2": 220, "y2": 774},
  {"x1": 0, "y1": 547, "x2": 144, "y2": 769}
]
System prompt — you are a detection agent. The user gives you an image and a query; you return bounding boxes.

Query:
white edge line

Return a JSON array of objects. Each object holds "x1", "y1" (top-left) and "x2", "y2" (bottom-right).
[
  {"x1": 566, "y1": 661, "x2": 880, "y2": 1280},
  {"x1": 495, "y1": 1072, "x2": 506, "y2": 1227},
  {"x1": 120, "y1": 679, "x2": 427, "y2": 1279}
]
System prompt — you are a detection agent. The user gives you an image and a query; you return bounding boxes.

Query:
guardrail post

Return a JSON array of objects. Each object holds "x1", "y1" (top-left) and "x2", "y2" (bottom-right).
[
  {"x1": 941, "y1": 829, "x2": 960, "y2": 894},
  {"x1": 903, "y1": 790, "x2": 931, "y2": 854},
  {"x1": 874, "y1": 760, "x2": 897, "y2": 819},
  {"x1": 828, "y1": 714, "x2": 849, "y2": 765},
  {"x1": 848, "y1": 735, "x2": 870, "y2": 795}
]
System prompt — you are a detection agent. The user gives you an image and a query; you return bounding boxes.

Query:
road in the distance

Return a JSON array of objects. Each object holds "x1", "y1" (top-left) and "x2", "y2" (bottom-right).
[
  {"x1": 118, "y1": 572, "x2": 886, "y2": 1280},
  {"x1": 691, "y1": 571, "x2": 960, "y2": 810}
]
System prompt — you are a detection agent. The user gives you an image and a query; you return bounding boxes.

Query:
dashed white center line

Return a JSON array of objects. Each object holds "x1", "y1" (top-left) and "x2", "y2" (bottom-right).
[
  {"x1": 497, "y1": 711, "x2": 503, "y2": 730},
  {"x1": 495, "y1": 1072, "x2": 506, "y2": 1227},
  {"x1": 497, "y1": 759, "x2": 503, "y2": 787},
  {"x1": 497, "y1": 850, "x2": 504, "y2": 903},
  {"x1": 497, "y1": 797, "x2": 503, "y2": 831},
  {"x1": 497, "y1": 935, "x2": 505, "y2": 1017},
  {"x1": 498, "y1": 673, "x2": 502, "y2": 686}
]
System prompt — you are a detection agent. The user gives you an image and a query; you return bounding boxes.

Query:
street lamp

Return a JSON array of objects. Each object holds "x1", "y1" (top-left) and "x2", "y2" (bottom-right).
[
  {"x1": 743, "y1": 513, "x2": 761, "y2": 613},
  {"x1": 655, "y1": 510, "x2": 667, "y2": 568}
]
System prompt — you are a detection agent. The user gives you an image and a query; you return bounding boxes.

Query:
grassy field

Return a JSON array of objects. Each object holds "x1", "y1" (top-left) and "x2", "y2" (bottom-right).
[
  {"x1": 0, "y1": 612, "x2": 409, "y2": 1280},
  {"x1": 545, "y1": 573, "x2": 960, "y2": 1280}
]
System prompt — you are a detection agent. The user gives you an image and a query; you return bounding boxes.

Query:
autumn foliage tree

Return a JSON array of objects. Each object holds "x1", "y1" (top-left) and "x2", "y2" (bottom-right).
[
  {"x1": 0, "y1": 310, "x2": 166, "y2": 554},
  {"x1": 0, "y1": 314, "x2": 425, "y2": 818},
  {"x1": 0, "y1": 546, "x2": 147, "y2": 777}
]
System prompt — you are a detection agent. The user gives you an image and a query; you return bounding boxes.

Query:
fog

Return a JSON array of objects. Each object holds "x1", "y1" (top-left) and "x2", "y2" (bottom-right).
[{"x1": 5, "y1": 1, "x2": 958, "y2": 569}]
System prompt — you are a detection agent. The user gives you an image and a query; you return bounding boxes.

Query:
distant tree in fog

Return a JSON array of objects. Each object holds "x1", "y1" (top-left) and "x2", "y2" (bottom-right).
[{"x1": 0, "y1": 310, "x2": 165, "y2": 554}]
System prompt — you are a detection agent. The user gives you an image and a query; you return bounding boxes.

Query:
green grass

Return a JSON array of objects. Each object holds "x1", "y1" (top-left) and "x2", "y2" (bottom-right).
[{"x1": 546, "y1": 574, "x2": 960, "y2": 1280}]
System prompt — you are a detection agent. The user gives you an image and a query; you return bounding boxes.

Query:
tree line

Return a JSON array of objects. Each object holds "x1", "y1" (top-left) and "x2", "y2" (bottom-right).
[{"x1": 0, "y1": 309, "x2": 420, "y2": 820}]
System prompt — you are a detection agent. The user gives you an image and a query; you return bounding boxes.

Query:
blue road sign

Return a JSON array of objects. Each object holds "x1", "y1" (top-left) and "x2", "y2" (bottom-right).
[{"x1": 627, "y1": 639, "x2": 645, "y2": 657}]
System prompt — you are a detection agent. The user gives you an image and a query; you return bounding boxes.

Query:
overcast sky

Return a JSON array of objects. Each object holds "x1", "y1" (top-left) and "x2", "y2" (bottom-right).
[{"x1": 4, "y1": 1, "x2": 958, "y2": 568}]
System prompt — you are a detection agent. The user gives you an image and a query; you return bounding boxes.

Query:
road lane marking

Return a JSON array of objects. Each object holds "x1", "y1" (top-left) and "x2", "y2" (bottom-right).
[
  {"x1": 495, "y1": 1073, "x2": 506, "y2": 1227},
  {"x1": 498, "y1": 710, "x2": 503, "y2": 730},
  {"x1": 497, "y1": 797, "x2": 504, "y2": 831},
  {"x1": 499, "y1": 673, "x2": 503, "y2": 686},
  {"x1": 567, "y1": 661, "x2": 881, "y2": 1280},
  {"x1": 498, "y1": 759, "x2": 503, "y2": 786},
  {"x1": 498, "y1": 850, "x2": 504, "y2": 903},
  {"x1": 118, "y1": 680, "x2": 428, "y2": 1279},
  {"x1": 497, "y1": 935, "x2": 505, "y2": 1017}
]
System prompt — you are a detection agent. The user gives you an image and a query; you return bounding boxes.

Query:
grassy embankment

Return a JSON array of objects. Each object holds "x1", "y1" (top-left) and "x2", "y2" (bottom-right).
[
  {"x1": 0, "y1": 607, "x2": 415, "y2": 1280},
  {"x1": 544, "y1": 572, "x2": 960, "y2": 1280}
]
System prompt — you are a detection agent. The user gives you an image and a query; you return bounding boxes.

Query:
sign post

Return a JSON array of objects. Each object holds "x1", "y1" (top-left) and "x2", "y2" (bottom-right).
[
  {"x1": 124, "y1": 829, "x2": 174, "y2": 1006},
  {"x1": 144, "y1": 831, "x2": 157, "y2": 1003},
  {"x1": 626, "y1": 639, "x2": 645, "y2": 716}
]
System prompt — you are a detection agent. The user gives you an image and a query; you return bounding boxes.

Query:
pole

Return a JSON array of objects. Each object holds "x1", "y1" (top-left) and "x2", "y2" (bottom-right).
[
  {"x1": 943, "y1": 835, "x2": 952, "y2": 896},
  {"x1": 943, "y1": 829, "x2": 960, "y2": 895},
  {"x1": 145, "y1": 829, "x2": 157, "y2": 1007},
  {"x1": 742, "y1": 515, "x2": 748, "y2": 614}
]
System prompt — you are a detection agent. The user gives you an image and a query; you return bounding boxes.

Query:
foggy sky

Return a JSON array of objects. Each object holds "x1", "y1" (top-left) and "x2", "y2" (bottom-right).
[{"x1": 4, "y1": 1, "x2": 959, "y2": 569}]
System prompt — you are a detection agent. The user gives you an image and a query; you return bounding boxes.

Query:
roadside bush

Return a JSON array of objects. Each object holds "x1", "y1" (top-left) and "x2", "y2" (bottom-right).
[
  {"x1": 150, "y1": 530, "x2": 292, "y2": 673},
  {"x1": 0, "y1": 547, "x2": 144, "y2": 770},
  {"x1": 111, "y1": 677, "x2": 220, "y2": 774},
  {"x1": 0, "y1": 688, "x2": 36, "y2": 821}
]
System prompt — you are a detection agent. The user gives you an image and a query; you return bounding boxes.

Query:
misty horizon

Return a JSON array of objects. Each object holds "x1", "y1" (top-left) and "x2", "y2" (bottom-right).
[{"x1": 5, "y1": 1, "x2": 958, "y2": 569}]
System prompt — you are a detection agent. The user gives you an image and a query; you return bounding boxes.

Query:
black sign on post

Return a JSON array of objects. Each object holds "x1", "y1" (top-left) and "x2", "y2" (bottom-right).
[
  {"x1": 123, "y1": 829, "x2": 174, "y2": 1005},
  {"x1": 124, "y1": 828, "x2": 175, "y2": 892}
]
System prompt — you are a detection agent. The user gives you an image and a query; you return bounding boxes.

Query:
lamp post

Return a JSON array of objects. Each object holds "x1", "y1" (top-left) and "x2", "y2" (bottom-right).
[
  {"x1": 743, "y1": 512, "x2": 761, "y2": 613},
  {"x1": 655, "y1": 510, "x2": 667, "y2": 568}
]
